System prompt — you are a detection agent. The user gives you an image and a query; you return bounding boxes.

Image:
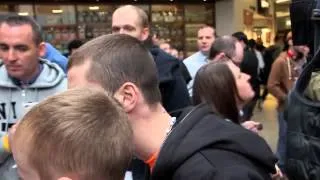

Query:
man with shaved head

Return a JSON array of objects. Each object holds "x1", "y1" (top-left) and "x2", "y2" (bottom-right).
[
  {"x1": 112, "y1": 5, "x2": 191, "y2": 114},
  {"x1": 112, "y1": 5, "x2": 191, "y2": 180}
]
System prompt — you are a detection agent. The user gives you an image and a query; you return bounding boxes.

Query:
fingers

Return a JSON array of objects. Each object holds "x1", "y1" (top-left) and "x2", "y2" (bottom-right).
[{"x1": 241, "y1": 121, "x2": 263, "y2": 133}]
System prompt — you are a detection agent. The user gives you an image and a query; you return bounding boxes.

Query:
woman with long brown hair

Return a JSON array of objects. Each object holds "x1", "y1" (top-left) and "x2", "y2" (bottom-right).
[
  {"x1": 193, "y1": 61, "x2": 254, "y2": 124},
  {"x1": 193, "y1": 61, "x2": 284, "y2": 179}
]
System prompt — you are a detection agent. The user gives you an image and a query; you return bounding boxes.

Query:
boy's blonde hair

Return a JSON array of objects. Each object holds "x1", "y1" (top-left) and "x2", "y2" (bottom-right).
[{"x1": 14, "y1": 88, "x2": 133, "y2": 180}]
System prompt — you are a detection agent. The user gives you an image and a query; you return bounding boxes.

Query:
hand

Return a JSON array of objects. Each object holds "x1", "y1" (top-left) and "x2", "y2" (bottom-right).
[
  {"x1": 241, "y1": 121, "x2": 262, "y2": 133},
  {"x1": 271, "y1": 164, "x2": 284, "y2": 180}
]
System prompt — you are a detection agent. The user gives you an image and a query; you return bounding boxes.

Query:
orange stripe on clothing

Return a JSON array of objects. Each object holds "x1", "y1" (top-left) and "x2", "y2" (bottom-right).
[{"x1": 144, "y1": 152, "x2": 158, "y2": 171}]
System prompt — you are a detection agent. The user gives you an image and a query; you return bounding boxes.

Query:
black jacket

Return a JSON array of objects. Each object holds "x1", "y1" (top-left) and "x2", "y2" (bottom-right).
[
  {"x1": 285, "y1": 47, "x2": 320, "y2": 180},
  {"x1": 262, "y1": 45, "x2": 282, "y2": 85},
  {"x1": 241, "y1": 49, "x2": 260, "y2": 93},
  {"x1": 152, "y1": 104, "x2": 277, "y2": 180},
  {"x1": 149, "y1": 46, "x2": 191, "y2": 113}
]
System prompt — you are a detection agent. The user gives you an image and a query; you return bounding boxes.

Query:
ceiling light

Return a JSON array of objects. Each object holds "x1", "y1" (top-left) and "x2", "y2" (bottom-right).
[
  {"x1": 276, "y1": 0, "x2": 290, "y2": 3},
  {"x1": 52, "y1": 9, "x2": 63, "y2": 14},
  {"x1": 89, "y1": 6, "x2": 99, "y2": 10},
  {"x1": 261, "y1": 0, "x2": 270, "y2": 8},
  {"x1": 18, "y1": 12, "x2": 29, "y2": 16},
  {"x1": 286, "y1": 19, "x2": 291, "y2": 27}
]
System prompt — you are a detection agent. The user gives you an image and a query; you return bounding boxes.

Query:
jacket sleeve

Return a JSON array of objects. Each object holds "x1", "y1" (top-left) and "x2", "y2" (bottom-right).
[
  {"x1": 179, "y1": 62, "x2": 192, "y2": 84},
  {"x1": 267, "y1": 58, "x2": 287, "y2": 102},
  {"x1": 204, "y1": 166, "x2": 272, "y2": 180},
  {"x1": 172, "y1": 149, "x2": 274, "y2": 180},
  {"x1": 173, "y1": 161, "x2": 272, "y2": 180}
]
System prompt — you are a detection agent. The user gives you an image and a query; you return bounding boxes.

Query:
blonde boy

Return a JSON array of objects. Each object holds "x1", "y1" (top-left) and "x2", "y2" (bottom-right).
[{"x1": 11, "y1": 88, "x2": 133, "y2": 180}]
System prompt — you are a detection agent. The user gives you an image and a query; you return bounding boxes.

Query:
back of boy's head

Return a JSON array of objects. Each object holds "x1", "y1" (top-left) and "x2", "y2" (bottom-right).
[{"x1": 14, "y1": 88, "x2": 133, "y2": 180}]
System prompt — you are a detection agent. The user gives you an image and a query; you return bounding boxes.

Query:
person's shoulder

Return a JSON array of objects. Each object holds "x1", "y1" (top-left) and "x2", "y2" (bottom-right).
[
  {"x1": 174, "y1": 150, "x2": 269, "y2": 180},
  {"x1": 150, "y1": 48, "x2": 183, "y2": 78},
  {"x1": 183, "y1": 52, "x2": 201, "y2": 63},
  {"x1": 274, "y1": 52, "x2": 287, "y2": 64},
  {"x1": 174, "y1": 149, "x2": 271, "y2": 180},
  {"x1": 150, "y1": 47, "x2": 175, "y2": 61},
  {"x1": 35, "y1": 59, "x2": 67, "y2": 88},
  {"x1": 172, "y1": 152, "x2": 216, "y2": 179}
]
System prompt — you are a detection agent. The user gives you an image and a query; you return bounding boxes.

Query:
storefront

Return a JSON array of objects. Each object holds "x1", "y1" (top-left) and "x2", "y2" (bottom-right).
[{"x1": 0, "y1": 1, "x2": 215, "y2": 56}]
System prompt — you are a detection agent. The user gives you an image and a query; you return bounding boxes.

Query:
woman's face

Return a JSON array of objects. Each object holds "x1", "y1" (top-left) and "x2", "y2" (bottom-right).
[
  {"x1": 286, "y1": 31, "x2": 293, "y2": 47},
  {"x1": 226, "y1": 62, "x2": 255, "y2": 104}
]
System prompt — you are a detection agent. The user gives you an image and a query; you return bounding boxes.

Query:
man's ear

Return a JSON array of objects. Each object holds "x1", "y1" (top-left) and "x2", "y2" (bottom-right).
[
  {"x1": 212, "y1": 52, "x2": 226, "y2": 62},
  {"x1": 113, "y1": 82, "x2": 139, "y2": 113},
  {"x1": 38, "y1": 42, "x2": 47, "y2": 58},
  {"x1": 141, "y1": 27, "x2": 150, "y2": 41}
]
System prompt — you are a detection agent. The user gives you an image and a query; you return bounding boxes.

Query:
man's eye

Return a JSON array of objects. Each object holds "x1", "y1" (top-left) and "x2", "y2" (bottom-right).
[
  {"x1": 112, "y1": 27, "x2": 120, "y2": 33},
  {"x1": 16, "y1": 47, "x2": 28, "y2": 52},
  {"x1": 123, "y1": 26, "x2": 135, "y2": 32},
  {"x1": 0, "y1": 45, "x2": 8, "y2": 51}
]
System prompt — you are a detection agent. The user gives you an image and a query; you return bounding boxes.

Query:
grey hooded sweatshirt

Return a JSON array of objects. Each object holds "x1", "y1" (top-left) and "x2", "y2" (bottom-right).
[{"x1": 0, "y1": 59, "x2": 67, "y2": 180}]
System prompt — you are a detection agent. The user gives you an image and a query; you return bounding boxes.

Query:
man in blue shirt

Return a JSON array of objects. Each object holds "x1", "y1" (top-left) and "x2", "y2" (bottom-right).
[{"x1": 183, "y1": 25, "x2": 216, "y2": 97}]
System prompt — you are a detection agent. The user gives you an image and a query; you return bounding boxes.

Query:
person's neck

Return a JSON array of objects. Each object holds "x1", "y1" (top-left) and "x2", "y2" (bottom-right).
[
  {"x1": 21, "y1": 68, "x2": 40, "y2": 83},
  {"x1": 130, "y1": 103, "x2": 172, "y2": 161},
  {"x1": 200, "y1": 50, "x2": 209, "y2": 56},
  {"x1": 10, "y1": 64, "x2": 42, "y2": 87}
]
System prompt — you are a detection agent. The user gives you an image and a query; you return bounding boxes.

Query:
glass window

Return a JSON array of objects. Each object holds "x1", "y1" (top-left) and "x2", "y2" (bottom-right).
[
  {"x1": 35, "y1": 5, "x2": 76, "y2": 25},
  {"x1": 275, "y1": 2, "x2": 290, "y2": 31},
  {"x1": 151, "y1": 5, "x2": 184, "y2": 51},
  {"x1": 136, "y1": 5, "x2": 150, "y2": 14},
  {"x1": 0, "y1": 5, "x2": 8, "y2": 14},
  {"x1": 35, "y1": 5, "x2": 77, "y2": 54},
  {"x1": 16, "y1": 5, "x2": 34, "y2": 16},
  {"x1": 184, "y1": 5, "x2": 214, "y2": 55},
  {"x1": 0, "y1": 5, "x2": 9, "y2": 18},
  {"x1": 76, "y1": 5, "x2": 114, "y2": 40}
]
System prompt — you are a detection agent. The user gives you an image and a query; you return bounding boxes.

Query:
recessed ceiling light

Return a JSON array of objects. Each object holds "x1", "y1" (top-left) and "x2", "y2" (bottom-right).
[
  {"x1": 18, "y1": 12, "x2": 29, "y2": 16},
  {"x1": 89, "y1": 6, "x2": 99, "y2": 10},
  {"x1": 52, "y1": 9, "x2": 63, "y2": 14}
]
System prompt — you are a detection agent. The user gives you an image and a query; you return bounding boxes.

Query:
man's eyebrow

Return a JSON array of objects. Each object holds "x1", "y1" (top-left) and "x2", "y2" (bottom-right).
[{"x1": 13, "y1": 44, "x2": 29, "y2": 48}]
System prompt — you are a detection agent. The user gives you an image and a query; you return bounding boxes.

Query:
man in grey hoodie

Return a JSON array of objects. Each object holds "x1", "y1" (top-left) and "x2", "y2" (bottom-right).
[{"x1": 0, "y1": 15, "x2": 67, "y2": 179}]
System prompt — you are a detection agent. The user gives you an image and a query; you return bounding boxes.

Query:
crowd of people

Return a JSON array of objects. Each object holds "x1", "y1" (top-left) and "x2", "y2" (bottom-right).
[{"x1": 0, "y1": 4, "x2": 313, "y2": 180}]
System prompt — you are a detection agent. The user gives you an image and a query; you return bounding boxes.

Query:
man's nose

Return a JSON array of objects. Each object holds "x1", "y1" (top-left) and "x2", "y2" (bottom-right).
[
  {"x1": 7, "y1": 49, "x2": 17, "y2": 61},
  {"x1": 119, "y1": 28, "x2": 126, "y2": 34}
]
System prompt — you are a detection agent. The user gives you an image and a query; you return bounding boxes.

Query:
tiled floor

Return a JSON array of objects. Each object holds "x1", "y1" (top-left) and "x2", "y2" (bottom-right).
[{"x1": 252, "y1": 94, "x2": 279, "y2": 152}]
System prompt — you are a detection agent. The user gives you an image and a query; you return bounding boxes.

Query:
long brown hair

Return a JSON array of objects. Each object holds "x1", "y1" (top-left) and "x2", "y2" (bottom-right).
[{"x1": 193, "y1": 62, "x2": 241, "y2": 124}]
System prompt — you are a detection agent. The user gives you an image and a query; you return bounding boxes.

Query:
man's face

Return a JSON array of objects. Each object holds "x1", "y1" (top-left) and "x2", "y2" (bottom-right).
[
  {"x1": 112, "y1": 9, "x2": 149, "y2": 41},
  {"x1": 232, "y1": 41, "x2": 244, "y2": 66},
  {"x1": 0, "y1": 23, "x2": 44, "y2": 80},
  {"x1": 159, "y1": 43, "x2": 171, "y2": 54},
  {"x1": 197, "y1": 27, "x2": 215, "y2": 54}
]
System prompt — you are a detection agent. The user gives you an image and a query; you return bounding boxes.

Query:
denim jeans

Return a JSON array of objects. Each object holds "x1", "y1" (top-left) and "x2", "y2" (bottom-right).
[{"x1": 276, "y1": 111, "x2": 287, "y2": 173}]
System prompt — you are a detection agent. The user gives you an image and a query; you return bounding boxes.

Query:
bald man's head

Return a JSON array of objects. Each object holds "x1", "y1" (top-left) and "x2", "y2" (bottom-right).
[
  {"x1": 209, "y1": 36, "x2": 244, "y2": 66},
  {"x1": 112, "y1": 5, "x2": 149, "y2": 41}
]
